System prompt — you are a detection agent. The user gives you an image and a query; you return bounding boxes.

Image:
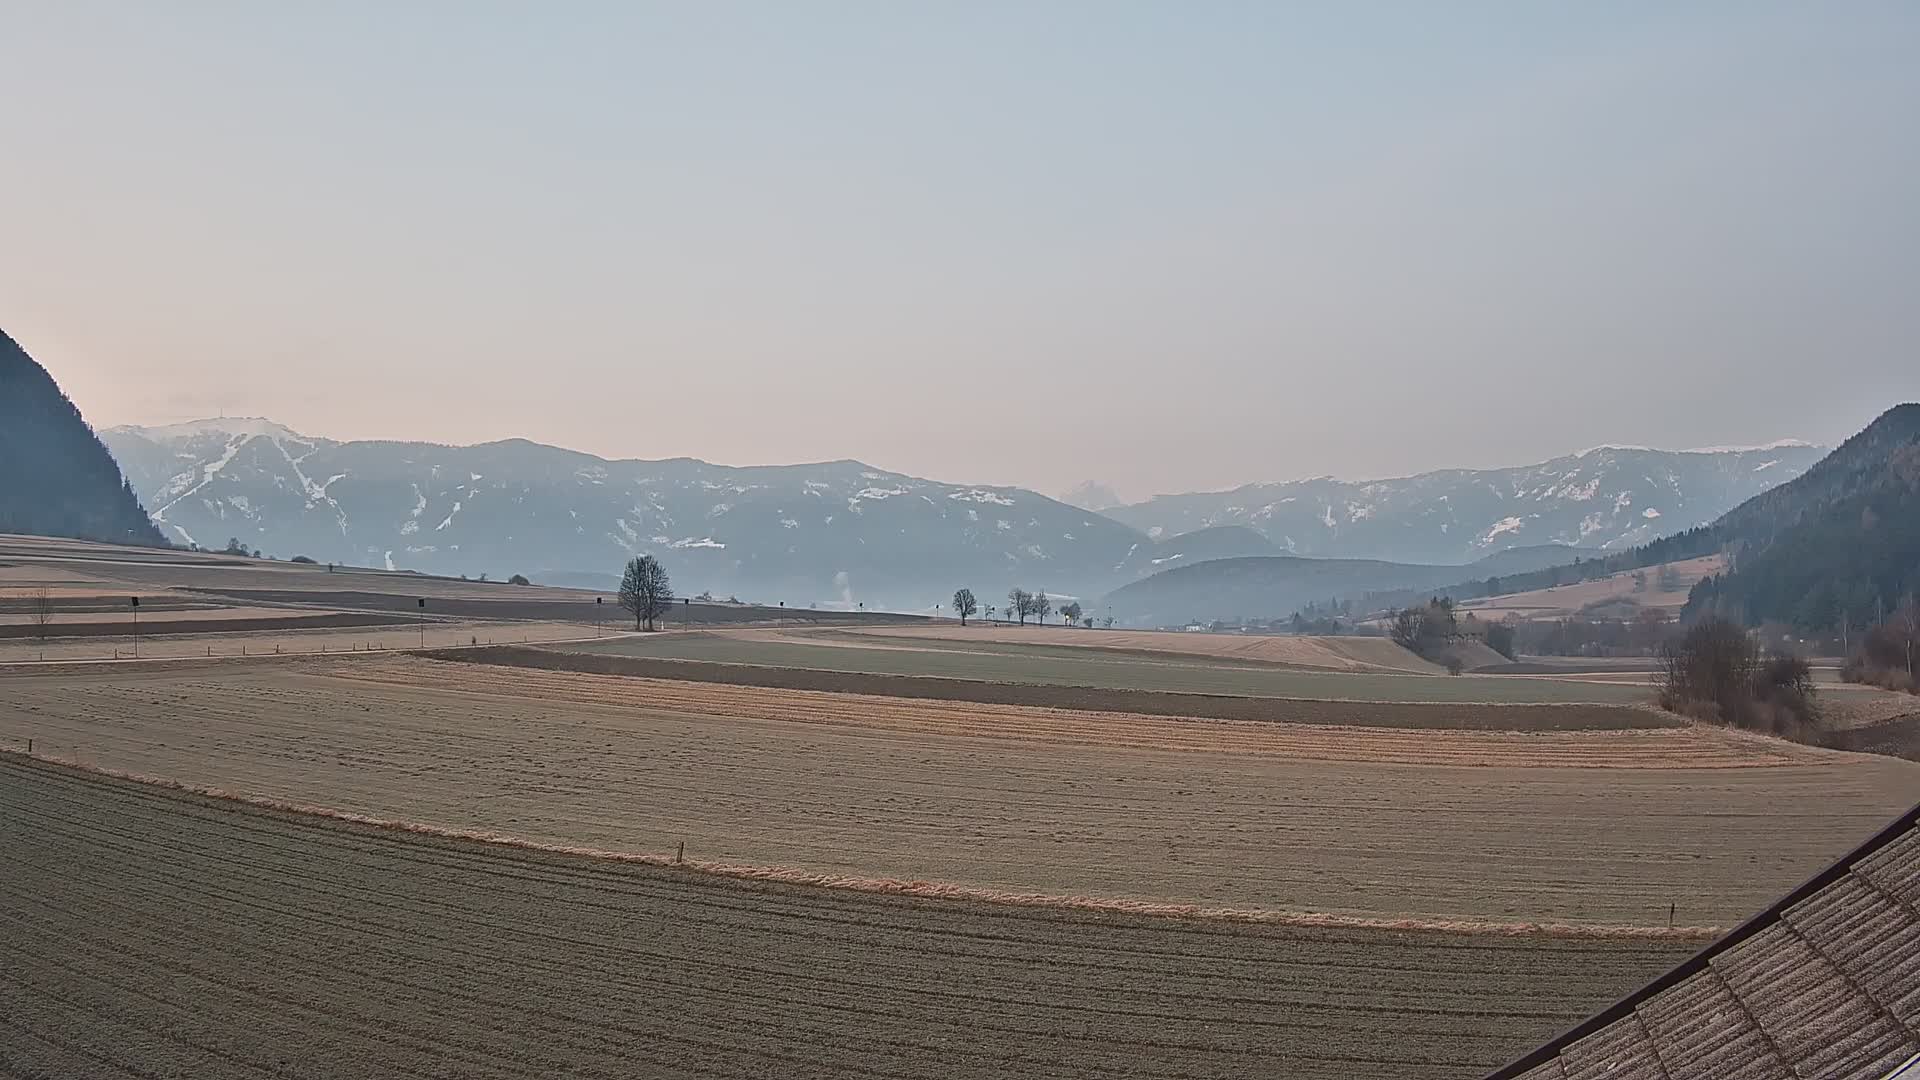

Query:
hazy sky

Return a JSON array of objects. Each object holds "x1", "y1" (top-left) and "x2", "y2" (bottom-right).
[{"x1": 4, "y1": 3, "x2": 1917, "y2": 499}]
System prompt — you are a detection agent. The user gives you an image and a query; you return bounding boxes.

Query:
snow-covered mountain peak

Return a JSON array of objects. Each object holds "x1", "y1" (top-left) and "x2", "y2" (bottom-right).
[
  {"x1": 1106, "y1": 442, "x2": 1828, "y2": 564},
  {"x1": 108, "y1": 417, "x2": 312, "y2": 443},
  {"x1": 101, "y1": 421, "x2": 1144, "y2": 606}
]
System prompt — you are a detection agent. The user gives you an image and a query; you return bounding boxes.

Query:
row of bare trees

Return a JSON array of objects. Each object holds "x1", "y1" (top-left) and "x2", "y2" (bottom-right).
[{"x1": 948, "y1": 587, "x2": 1086, "y2": 627}]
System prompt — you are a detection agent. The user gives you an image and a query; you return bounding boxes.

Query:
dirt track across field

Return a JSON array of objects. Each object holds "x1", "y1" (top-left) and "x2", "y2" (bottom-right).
[
  {"x1": 0, "y1": 610, "x2": 408, "y2": 639},
  {"x1": 0, "y1": 621, "x2": 590, "y2": 663},
  {"x1": 0, "y1": 756, "x2": 1696, "y2": 1080},
  {"x1": 3, "y1": 655, "x2": 1911, "y2": 926}
]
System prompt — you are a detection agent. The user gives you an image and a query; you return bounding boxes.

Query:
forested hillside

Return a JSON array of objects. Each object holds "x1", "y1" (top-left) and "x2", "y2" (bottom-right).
[
  {"x1": 1683, "y1": 405, "x2": 1920, "y2": 632},
  {"x1": 0, "y1": 329, "x2": 164, "y2": 546},
  {"x1": 1387, "y1": 406, "x2": 1920, "y2": 635}
]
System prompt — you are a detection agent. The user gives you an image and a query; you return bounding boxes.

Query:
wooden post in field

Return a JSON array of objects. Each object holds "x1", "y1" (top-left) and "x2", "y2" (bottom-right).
[
  {"x1": 130, "y1": 595, "x2": 140, "y2": 657},
  {"x1": 1669, "y1": 903, "x2": 1675, "y2": 927},
  {"x1": 25, "y1": 739, "x2": 31, "y2": 756},
  {"x1": 676, "y1": 841, "x2": 684, "y2": 865},
  {"x1": 418, "y1": 597, "x2": 426, "y2": 648}
]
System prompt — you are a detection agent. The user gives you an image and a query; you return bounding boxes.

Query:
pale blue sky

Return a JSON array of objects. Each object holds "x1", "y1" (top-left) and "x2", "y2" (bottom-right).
[{"x1": 4, "y1": 2, "x2": 1916, "y2": 497}]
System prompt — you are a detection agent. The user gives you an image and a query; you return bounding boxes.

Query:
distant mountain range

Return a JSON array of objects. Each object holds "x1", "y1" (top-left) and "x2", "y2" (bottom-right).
[
  {"x1": 101, "y1": 419, "x2": 1144, "y2": 607},
  {"x1": 1105, "y1": 443, "x2": 1826, "y2": 564},
  {"x1": 100, "y1": 417, "x2": 1823, "y2": 611},
  {"x1": 0, "y1": 329, "x2": 161, "y2": 546}
]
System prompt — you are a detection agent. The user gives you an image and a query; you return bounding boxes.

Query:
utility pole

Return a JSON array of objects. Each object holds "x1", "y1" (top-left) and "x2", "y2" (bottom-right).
[
  {"x1": 417, "y1": 597, "x2": 426, "y2": 648},
  {"x1": 595, "y1": 596, "x2": 603, "y2": 637},
  {"x1": 130, "y1": 596, "x2": 140, "y2": 657}
]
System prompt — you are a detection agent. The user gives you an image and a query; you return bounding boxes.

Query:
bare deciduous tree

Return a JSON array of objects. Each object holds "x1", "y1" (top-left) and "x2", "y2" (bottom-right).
[
  {"x1": 618, "y1": 555, "x2": 674, "y2": 631},
  {"x1": 1032, "y1": 591, "x2": 1052, "y2": 626},
  {"x1": 951, "y1": 588, "x2": 978, "y2": 626},
  {"x1": 1007, "y1": 588, "x2": 1031, "y2": 626},
  {"x1": 1892, "y1": 599, "x2": 1920, "y2": 681},
  {"x1": 29, "y1": 586, "x2": 54, "y2": 641}
]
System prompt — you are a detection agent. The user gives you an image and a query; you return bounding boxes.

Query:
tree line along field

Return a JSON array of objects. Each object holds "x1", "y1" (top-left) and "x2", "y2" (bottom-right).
[
  {"x1": 3, "y1": 655, "x2": 1912, "y2": 927},
  {"x1": 0, "y1": 756, "x2": 1699, "y2": 1080},
  {"x1": 558, "y1": 628, "x2": 1656, "y2": 704}
]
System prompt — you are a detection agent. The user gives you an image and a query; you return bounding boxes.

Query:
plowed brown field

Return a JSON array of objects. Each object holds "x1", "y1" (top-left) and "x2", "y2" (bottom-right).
[
  {"x1": 0, "y1": 756, "x2": 1697, "y2": 1079},
  {"x1": 4, "y1": 655, "x2": 1912, "y2": 927}
]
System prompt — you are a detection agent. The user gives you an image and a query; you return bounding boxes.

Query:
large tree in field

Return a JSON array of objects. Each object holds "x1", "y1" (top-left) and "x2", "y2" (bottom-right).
[
  {"x1": 1032, "y1": 590, "x2": 1052, "y2": 626},
  {"x1": 618, "y1": 555, "x2": 674, "y2": 631},
  {"x1": 1059, "y1": 600, "x2": 1083, "y2": 626},
  {"x1": 1007, "y1": 587, "x2": 1031, "y2": 625},
  {"x1": 952, "y1": 588, "x2": 978, "y2": 626}
]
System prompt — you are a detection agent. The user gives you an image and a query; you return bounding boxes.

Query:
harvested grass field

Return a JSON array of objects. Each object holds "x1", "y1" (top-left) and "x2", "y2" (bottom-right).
[
  {"x1": 1460, "y1": 555, "x2": 1725, "y2": 619},
  {"x1": 461, "y1": 645, "x2": 1669, "y2": 729},
  {"x1": 3, "y1": 655, "x2": 1911, "y2": 926},
  {"x1": 847, "y1": 623, "x2": 1451, "y2": 671},
  {"x1": 559, "y1": 630, "x2": 1655, "y2": 704},
  {"x1": 0, "y1": 756, "x2": 1696, "y2": 1079}
]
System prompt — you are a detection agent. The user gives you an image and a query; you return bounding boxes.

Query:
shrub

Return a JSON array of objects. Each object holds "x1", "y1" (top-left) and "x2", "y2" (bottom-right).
[
  {"x1": 508, "y1": 574, "x2": 531, "y2": 586},
  {"x1": 1658, "y1": 616, "x2": 1757, "y2": 719},
  {"x1": 1659, "y1": 616, "x2": 1820, "y2": 738}
]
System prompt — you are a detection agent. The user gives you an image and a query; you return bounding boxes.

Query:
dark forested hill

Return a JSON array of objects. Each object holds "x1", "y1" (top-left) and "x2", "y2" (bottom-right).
[
  {"x1": 1682, "y1": 404, "x2": 1920, "y2": 632},
  {"x1": 0, "y1": 329, "x2": 163, "y2": 546},
  {"x1": 1363, "y1": 406, "x2": 1920, "y2": 631}
]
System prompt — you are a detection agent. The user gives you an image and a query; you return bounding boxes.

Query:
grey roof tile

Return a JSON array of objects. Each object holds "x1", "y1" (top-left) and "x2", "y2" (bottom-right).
[{"x1": 1487, "y1": 809, "x2": 1920, "y2": 1080}]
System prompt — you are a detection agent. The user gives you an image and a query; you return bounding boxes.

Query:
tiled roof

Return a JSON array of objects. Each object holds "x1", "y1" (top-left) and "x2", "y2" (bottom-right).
[{"x1": 1490, "y1": 804, "x2": 1920, "y2": 1080}]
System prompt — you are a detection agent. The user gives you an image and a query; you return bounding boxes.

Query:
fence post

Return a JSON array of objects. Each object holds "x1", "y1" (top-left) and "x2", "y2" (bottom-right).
[
  {"x1": 676, "y1": 841, "x2": 685, "y2": 865},
  {"x1": 25, "y1": 738, "x2": 31, "y2": 756}
]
